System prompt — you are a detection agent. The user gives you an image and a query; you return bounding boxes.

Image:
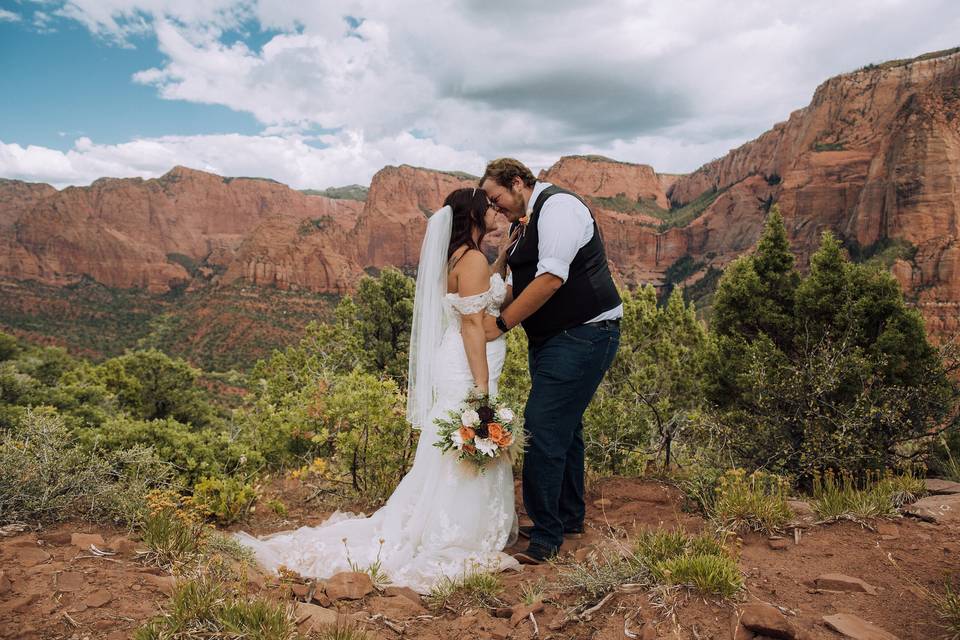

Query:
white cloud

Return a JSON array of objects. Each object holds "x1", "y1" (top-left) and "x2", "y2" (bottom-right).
[
  {"x1": 0, "y1": 131, "x2": 487, "y2": 189},
  {"x1": 8, "y1": 0, "x2": 960, "y2": 186},
  {"x1": 0, "y1": 9, "x2": 22, "y2": 22}
]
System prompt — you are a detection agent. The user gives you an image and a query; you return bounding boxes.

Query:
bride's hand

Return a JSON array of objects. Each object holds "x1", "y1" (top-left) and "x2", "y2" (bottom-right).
[{"x1": 497, "y1": 225, "x2": 522, "y2": 258}]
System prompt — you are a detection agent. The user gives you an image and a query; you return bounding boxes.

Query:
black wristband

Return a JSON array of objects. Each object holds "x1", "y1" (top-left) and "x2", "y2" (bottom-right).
[{"x1": 495, "y1": 315, "x2": 509, "y2": 334}]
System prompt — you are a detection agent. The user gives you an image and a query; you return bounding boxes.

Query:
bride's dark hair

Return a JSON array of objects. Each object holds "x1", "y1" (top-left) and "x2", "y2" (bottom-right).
[{"x1": 443, "y1": 188, "x2": 490, "y2": 261}]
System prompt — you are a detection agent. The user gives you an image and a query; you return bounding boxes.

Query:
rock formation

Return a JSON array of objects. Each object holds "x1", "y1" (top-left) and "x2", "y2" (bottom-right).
[{"x1": 1, "y1": 48, "x2": 959, "y2": 341}]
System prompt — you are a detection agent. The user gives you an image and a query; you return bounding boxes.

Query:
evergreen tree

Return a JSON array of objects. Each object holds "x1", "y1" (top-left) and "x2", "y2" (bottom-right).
[{"x1": 705, "y1": 222, "x2": 955, "y2": 477}]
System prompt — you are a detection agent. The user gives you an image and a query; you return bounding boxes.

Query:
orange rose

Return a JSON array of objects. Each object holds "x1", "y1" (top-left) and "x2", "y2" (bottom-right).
[
  {"x1": 458, "y1": 426, "x2": 475, "y2": 442},
  {"x1": 487, "y1": 422, "x2": 506, "y2": 444},
  {"x1": 463, "y1": 444, "x2": 476, "y2": 454},
  {"x1": 499, "y1": 433, "x2": 514, "y2": 447}
]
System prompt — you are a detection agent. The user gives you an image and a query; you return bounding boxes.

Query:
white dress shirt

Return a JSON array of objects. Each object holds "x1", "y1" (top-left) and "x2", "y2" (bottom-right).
[{"x1": 506, "y1": 182, "x2": 623, "y2": 323}]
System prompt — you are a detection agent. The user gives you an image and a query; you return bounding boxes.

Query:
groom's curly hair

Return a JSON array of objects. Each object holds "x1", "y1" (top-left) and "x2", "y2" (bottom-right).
[{"x1": 479, "y1": 158, "x2": 536, "y2": 189}]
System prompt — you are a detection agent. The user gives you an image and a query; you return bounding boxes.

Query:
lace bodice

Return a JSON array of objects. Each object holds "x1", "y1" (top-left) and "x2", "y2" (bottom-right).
[{"x1": 443, "y1": 273, "x2": 507, "y2": 327}]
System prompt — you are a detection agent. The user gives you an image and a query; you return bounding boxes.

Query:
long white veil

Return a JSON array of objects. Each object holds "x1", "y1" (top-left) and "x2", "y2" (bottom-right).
[{"x1": 406, "y1": 205, "x2": 452, "y2": 430}]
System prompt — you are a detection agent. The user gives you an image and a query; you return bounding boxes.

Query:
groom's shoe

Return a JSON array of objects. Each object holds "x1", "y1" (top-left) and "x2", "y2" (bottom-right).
[
  {"x1": 513, "y1": 543, "x2": 557, "y2": 565},
  {"x1": 518, "y1": 525, "x2": 584, "y2": 540}
]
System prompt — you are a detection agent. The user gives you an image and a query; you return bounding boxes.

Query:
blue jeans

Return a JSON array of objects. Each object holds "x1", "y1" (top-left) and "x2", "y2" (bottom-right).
[{"x1": 522, "y1": 322, "x2": 620, "y2": 552}]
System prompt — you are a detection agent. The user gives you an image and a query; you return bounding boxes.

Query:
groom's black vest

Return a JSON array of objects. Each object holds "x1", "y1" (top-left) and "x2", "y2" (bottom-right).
[{"x1": 507, "y1": 185, "x2": 621, "y2": 344}]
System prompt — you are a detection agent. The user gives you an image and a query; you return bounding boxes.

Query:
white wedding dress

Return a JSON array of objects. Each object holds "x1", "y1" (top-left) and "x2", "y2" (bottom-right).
[{"x1": 234, "y1": 272, "x2": 519, "y2": 593}]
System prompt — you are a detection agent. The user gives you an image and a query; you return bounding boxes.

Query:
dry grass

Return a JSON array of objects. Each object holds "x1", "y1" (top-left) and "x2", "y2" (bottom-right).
[
  {"x1": 134, "y1": 575, "x2": 303, "y2": 640},
  {"x1": 557, "y1": 529, "x2": 743, "y2": 605},
  {"x1": 425, "y1": 568, "x2": 504, "y2": 612},
  {"x1": 709, "y1": 469, "x2": 793, "y2": 534},
  {"x1": 936, "y1": 578, "x2": 960, "y2": 640},
  {"x1": 812, "y1": 469, "x2": 925, "y2": 523}
]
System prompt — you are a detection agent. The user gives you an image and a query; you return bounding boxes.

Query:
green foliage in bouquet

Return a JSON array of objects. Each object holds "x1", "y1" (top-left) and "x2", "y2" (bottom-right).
[{"x1": 433, "y1": 392, "x2": 524, "y2": 470}]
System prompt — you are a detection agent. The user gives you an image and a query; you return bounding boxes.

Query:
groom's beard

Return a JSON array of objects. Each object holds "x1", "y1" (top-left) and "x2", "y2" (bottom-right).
[{"x1": 512, "y1": 190, "x2": 527, "y2": 219}]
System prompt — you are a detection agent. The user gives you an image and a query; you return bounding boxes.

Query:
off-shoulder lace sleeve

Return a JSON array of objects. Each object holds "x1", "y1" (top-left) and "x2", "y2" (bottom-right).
[{"x1": 446, "y1": 291, "x2": 489, "y2": 315}]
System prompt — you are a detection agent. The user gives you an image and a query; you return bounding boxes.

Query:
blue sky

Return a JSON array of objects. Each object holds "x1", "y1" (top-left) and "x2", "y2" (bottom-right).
[
  {"x1": 1, "y1": 1, "x2": 959, "y2": 189},
  {"x1": 0, "y1": 18, "x2": 261, "y2": 150}
]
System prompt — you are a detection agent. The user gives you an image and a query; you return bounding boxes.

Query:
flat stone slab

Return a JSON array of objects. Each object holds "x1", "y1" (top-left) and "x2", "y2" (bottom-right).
[
  {"x1": 823, "y1": 613, "x2": 899, "y2": 640},
  {"x1": 814, "y1": 573, "x2": 877, "y2": 595},
  {"x1": 787, "y1": 499, "x2": 816, "y2": 520},
  {"x1": 925, "y1": 478, "x2": 960, "y2": 495},
  {"x1": 904, "y1": 493, "x2": 960, "y2": 523}
]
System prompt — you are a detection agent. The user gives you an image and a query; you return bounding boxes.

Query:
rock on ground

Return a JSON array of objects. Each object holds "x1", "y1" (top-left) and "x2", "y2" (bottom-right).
[
  {"x1": 903, "y1": 493, "x2": 960, "y2": 524},
  {"x1": 823, "y1": 613, "x2": 900, "y2": 640}
]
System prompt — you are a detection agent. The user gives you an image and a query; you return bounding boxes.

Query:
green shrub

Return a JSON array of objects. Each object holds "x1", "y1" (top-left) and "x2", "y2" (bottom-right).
[
  {"x1": 267, "y1": 499, "x2": 288, "y2": 516},
  {"x1": 229, "y1": 396, "x2": 328, "y2": 469},
  {"x1": 584, "y1": 286, "x2": 708, "y2": 475},
  {"x1": 0, "y1": 331, "x2": 18, "y2": 361},
  {"x1": 94, "y1": 348, "x2": 218, "y2": 427},
  {"x1": 633, "y1": 529, "x2": 689, "y2": 572},
  {"x1": 634, "y1": 529, "x2": 741, "y2": 597},
  {"x1": 936, "y1": 577, "x2": 960, "y2": 640},
  {"x1": 0, "y1": 407, "x2": 170, "y2": 525},
  {"x1": 140, "y1": 506, "x2": 207, "y2": 568},
  {"x1": 191, "y1": 476, "x2": 258, "y2": 525},
  {"x1": 932, "y1": 430, "x2": 960, "y2": 482},
  {"x1": 557, "y1": 545, "x2": 645, "y2": 602},
  {"x1": 77, "y1": 415, "x2": 260, "y2": 487},
  {"x1": 706, "y1": 210, "x2": 955, "y2": 478},
  {"x1": 324, "y1": 370, "x2": 416, "y2": 503},
  {"x1": 559, "y1": 529, "x2": 741, "y2": 602}
]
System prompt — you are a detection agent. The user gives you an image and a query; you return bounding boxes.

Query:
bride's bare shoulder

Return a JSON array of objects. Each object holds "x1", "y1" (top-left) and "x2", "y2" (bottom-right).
[{"x1": 452, "y1": 249, "x2": 490, "y2": 296}]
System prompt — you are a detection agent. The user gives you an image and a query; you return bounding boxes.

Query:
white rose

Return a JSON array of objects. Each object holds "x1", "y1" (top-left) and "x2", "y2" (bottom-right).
[
  {"x1": 461, "y1": 409, "x2": 480, "y2": 427},
  {"x1": 451, "y1": 429, "x2": 465, "y2": 450},
  {"x1": 496, "y1": 407, "x2": 515, "y2": 423},
  {"x1": 475, "y1": 437, "x2": 498, "y2": 457}
]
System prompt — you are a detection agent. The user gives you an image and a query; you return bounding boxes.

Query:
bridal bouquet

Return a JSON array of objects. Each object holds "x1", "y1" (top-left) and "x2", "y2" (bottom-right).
[{"x1": 434, "y1": 393, "x2": 524, "y2": 470}]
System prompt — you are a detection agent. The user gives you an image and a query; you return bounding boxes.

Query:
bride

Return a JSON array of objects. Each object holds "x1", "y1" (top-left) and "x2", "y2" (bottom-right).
[{"x1": 235, "y1": 187, "x2": 520, "y2": 593}]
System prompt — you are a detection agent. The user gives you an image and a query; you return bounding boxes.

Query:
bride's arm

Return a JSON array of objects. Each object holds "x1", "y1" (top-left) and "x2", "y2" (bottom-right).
[
  {"x1": 456, "y1": 251, "x2": 492, "y2": 394},
  {"x1": 491, "y1": 225, "x2": 521, "y2": 278}
]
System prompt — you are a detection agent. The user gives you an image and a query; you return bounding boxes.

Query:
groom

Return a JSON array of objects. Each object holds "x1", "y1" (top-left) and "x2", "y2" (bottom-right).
[{"x1": 480, "y1": 158, "x2": 622, "y2": 564}]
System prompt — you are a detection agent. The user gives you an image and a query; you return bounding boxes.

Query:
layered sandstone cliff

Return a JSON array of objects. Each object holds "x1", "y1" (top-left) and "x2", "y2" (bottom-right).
[
  {"x1": 350, "y1": 165, "x2": 478, "y2": 268},
  {"x1": 1, "y1": 167, "x2": 363, "y2": 293},
  {"x1": 664, "y1": 48, "x2": 960, "y2": 335},
  {"x1": 1, "y1": 49, "x2": 958, "y2": 341}
]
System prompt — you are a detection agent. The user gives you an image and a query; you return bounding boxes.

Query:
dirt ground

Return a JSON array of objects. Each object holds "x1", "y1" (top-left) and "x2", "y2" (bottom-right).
[{"x1": 2, "y1": 476, "x2": 956, "y2": 639}]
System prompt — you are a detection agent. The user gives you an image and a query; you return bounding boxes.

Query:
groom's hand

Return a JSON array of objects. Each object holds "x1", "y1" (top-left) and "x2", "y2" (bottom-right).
[{"x1": 483, "y1": 315, "x2": 503, "y2": 341}]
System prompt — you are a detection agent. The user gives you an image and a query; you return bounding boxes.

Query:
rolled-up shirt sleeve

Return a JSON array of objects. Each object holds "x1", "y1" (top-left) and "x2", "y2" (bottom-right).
[{"x1": 535, "y1": 195, "x2": 588, "y2": 283}]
